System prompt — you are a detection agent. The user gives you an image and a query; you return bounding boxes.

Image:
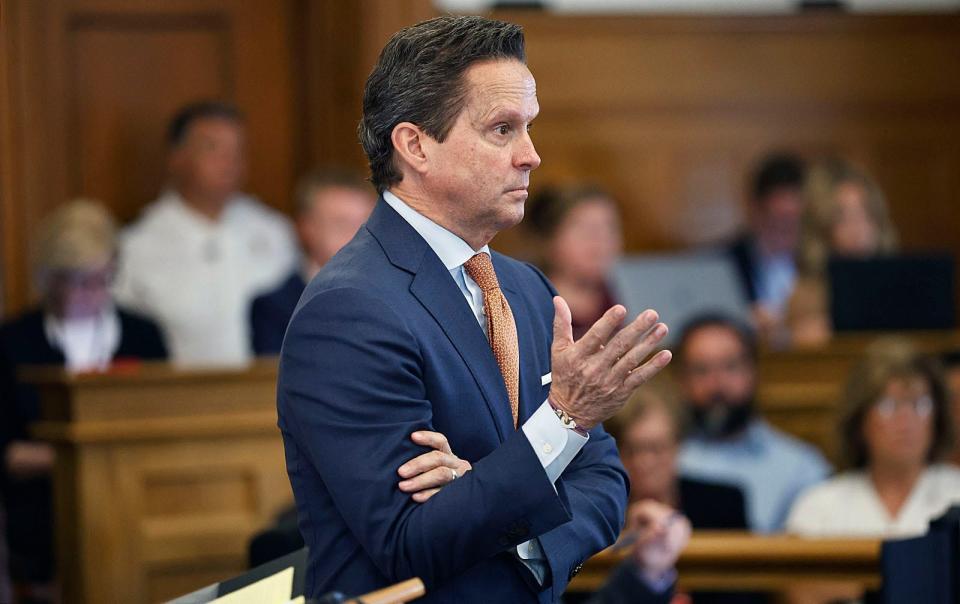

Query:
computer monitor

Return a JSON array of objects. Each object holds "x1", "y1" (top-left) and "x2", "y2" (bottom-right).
[
  {"x1": 610, "y1": 252, "x2": 751, "y2": 344},
  {"x1": 828, "y1": 255, "x2": 956, "y2": 332}
]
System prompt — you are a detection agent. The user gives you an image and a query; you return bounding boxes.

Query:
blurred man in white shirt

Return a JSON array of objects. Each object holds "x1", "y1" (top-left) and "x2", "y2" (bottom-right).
[{"x1": 114, "y1": 101, "x2": 296, "y2": 366}]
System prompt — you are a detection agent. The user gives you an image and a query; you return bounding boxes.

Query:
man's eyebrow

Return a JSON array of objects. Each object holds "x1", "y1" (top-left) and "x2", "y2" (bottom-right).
[{"x1": 480, "y1": 106, "x2": 536, "y2": 123}]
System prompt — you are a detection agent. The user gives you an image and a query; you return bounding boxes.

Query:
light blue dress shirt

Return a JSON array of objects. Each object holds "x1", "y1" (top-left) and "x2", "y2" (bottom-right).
[
  {"x1": 678, "y1": 418, "x2": 831, "y2": 533},
  {"x1": 383, "y1": 191, "x2": 588, "y2": 584}
]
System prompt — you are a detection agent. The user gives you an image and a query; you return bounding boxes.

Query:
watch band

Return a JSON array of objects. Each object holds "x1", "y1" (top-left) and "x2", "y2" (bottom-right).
[{"x1": 549, "y1": 399, "x2": 589, "y2": 437}]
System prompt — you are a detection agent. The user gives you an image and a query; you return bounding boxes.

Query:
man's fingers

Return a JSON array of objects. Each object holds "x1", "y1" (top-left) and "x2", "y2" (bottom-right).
[
  {"x1": 397, "y1": 450, "x2": 453, "y2": 479},
  {"x1": 575, "y1": 304, "x2": 627, "y2": 355},
  {"x1": 552, "y1": 296, "x2": 574, "y2": 350},
  {"x1": 398, "y1": 465, "x2": 458, "y2": 493},
  {"x1": 611, "y1": 321, "x2": 668, "y2": 377},
  {"x1": 412, "y1": 488, "x2": 440, "y2": 503},
  {"x1": 600, "y1": 310, "x2": 660, "y2": 365},
  {"x1": 410, "y1": 430, "x2": 452, "y2": 454},
  {"x1": 623, "y1": 350, "x2": 673, "y2": 391}
]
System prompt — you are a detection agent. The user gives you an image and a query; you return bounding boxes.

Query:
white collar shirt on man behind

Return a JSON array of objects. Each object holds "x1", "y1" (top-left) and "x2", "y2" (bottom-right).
[{"x1": 113, "y1": 189, "x2": 297, "y2": 366}]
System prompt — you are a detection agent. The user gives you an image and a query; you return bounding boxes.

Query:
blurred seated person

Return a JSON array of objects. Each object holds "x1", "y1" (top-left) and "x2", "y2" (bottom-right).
[
  {"x1": 250, "y1": 169, "x2": 375, "y2": 355},
  {"x1": 113, "y1": 101, "x2": 297, "y2": 366},
  {"x1": 587, "y1": 500, "x2": 691, "y2": 604},
  {"x1": 0, "y1": 199, "x2": 167, "y2": 597},
  {"x1": 787, "y1": 339, "x2": 958, "y2": 537},
  {"x1": 787, "y1": 158, "x2": 898, "y2": 348},
  {"x1": 676, "y1": 314, "x2": 830, "y2": 532},
  {"x1": 726, "y1": 153, "x2": 806, "y2": 345},
  {"x1": 526, "y1": 185, "x2": 623, "y2": 340},
  {"x1": 942, "y1": 350, "x2": 960, "y2": 466},
  {"x1": 608, "y1": 379, "x2": 747, "y2": 529},
  {"x1": 607, "y1": 381, "x2": 770, "y2": 604},
  {"x1": 785, "y1": 340, "x2": 957, "y2": 604}
]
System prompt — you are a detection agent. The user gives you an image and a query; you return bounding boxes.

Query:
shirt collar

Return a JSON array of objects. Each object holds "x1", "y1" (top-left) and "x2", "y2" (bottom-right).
[{"x1": 383, "y1": 190, "x2": 489, "y2": 271}]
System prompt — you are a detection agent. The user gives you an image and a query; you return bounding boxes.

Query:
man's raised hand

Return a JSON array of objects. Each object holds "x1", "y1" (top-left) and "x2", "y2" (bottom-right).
[{"x1": 548, "y1": 296, "x2": 672, "y2": 431}]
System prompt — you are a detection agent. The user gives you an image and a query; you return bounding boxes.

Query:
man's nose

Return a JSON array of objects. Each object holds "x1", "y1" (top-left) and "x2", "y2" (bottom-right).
[{"x1": 515, "y1": 132, "x2": 541, "y2": 171}]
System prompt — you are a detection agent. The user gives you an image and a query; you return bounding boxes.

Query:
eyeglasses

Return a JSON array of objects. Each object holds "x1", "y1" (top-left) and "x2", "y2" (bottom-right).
[{"x1": 873, "y1": 395, "x2": 934, "y2": 419}]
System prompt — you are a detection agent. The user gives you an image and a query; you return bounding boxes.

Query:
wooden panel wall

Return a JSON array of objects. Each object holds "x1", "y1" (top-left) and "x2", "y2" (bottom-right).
[
  {"x1": 4, "y1": 7, "x2": 960, "y2": 313},
  {"x1": 0, "y1": 0, "x2": 435, "y2": 317},
  {"x1": 0, "y1": 0, "x2": 301, "y2": 315},
  {"x1": 492, "y1": 12, "x2": 960, "y2": 264}
]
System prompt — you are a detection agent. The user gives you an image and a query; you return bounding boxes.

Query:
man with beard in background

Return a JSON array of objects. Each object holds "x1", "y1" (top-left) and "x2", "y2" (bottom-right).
[{"x1": 675, "y1": 315, "x2": 830, "y2": 532}]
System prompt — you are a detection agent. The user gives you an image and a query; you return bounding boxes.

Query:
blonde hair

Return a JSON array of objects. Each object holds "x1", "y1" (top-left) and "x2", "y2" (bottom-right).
[
  {"x1": 797, "y1": 158, "x2": 898, "y2": 277},
  {"x1": 34, "y1": 199, "x2": 117, "y2": 282}
]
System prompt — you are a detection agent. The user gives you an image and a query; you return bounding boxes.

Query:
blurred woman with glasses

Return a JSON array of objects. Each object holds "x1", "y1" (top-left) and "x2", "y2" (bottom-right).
[
  {"x1": 787, "y1": 338, "x2": 959, "y2": 537},
  {"x1": 0, "y1": 199, "x2": 167, "y2": 599}
]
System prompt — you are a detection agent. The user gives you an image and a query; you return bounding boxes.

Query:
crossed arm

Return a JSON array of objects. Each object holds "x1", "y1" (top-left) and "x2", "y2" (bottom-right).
[{"x1": 281, "y1": 287, "x2": 670, "y2": 590}]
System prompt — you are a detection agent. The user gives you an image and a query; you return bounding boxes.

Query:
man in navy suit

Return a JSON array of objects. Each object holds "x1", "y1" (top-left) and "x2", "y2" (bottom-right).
[{"x1": 277, "y1": 16, "x2": 672, "y2": 603}]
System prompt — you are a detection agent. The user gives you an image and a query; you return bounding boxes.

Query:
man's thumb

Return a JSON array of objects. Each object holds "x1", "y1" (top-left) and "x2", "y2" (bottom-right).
[{"x1": 552, "y1": 296, "x2": 574, "y2": 348}]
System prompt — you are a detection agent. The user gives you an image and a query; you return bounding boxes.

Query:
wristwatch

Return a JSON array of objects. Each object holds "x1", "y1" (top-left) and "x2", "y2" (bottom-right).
[{"x1": 549, "y1": 400, "x2": 589, "y2": 437}]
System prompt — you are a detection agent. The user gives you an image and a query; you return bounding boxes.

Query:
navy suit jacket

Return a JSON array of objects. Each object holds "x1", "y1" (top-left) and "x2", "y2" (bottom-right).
[
  {"x1": 277, "y1": 198, "x2": 629, "y2": 603},
  {"x1": 250, "y1": 271, "x2": 307, "y2": 355}
]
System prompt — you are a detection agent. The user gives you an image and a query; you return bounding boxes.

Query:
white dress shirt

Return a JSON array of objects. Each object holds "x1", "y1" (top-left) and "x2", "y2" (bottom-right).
[
  {"x1": 113, "y1": 190, "x2": 297, "y2": 366},
  {"x1": 786, "y1": 464, "x2": 960, "y2": 538},
  {"x1": 44, "y1": 306, "x2": 121, "y2": 373},
  {"x1": 384, "y1": 191, "x2": 588, "y2": 583}
]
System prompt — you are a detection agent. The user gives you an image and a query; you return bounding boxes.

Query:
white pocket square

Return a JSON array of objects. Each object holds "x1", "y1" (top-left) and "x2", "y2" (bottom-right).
[{"x1": 541, "y1": 372, "x2": 552, "y2": 386}]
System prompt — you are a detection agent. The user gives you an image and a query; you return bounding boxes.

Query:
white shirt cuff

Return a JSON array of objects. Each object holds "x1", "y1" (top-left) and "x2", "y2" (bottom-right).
[
  {"x1": 521, "y1": 398, "x2": 589, "y2": 484},
  {"x1": 513, "y1": 399, "x2": 589, "y2": 585}
]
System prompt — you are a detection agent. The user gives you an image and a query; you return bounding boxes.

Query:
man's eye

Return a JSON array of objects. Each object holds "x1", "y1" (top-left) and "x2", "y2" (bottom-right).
[{"x1": 495, "y1": 124, "x2": 511, "y2": 135}]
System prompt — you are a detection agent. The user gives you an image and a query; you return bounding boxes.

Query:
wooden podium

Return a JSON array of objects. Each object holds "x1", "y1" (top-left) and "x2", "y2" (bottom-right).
[{"x1": 25, "y1": 360, "x2": 292, "y2": 604}]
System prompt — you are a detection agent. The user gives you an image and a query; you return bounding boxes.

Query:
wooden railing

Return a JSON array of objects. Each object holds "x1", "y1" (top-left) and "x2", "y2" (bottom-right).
[{"x1": 567, "y1": 531, "x2": 883, "y2": 593}]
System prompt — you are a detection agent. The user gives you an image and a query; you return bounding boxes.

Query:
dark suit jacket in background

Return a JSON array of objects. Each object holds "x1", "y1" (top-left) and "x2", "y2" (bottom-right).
[
  {"x1": 678, "y1": 477, "x2": 748, "y2": 531},
  {"x1": 278, "y1": 199, "x2": 629, "y2": 603},
  {"x1": 0, "y1": 307, "x2": 167, "y2": 582},
  {"x1": 250, "y1": 271, "x2": 307, "y2": 355},
  {"x1": 726, "y1": 233, "x2": 760, "y2": 304}
]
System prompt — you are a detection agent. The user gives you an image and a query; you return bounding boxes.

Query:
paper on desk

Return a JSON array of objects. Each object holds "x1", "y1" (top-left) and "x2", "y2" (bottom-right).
[{"x1": 211, "y1": 567, "x2": 294, "y2": 604}]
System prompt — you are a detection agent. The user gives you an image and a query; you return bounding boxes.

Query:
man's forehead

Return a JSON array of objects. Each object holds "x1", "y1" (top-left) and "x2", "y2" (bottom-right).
[{"x1": 463, "y1": 59, "x2": 538, "y2": 115}]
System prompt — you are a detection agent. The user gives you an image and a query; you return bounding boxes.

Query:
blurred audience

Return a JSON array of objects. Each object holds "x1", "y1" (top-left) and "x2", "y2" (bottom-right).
[
  {"x1": 726, "y1": 153, "x2": 806, "y2": 345},
  {"x1": 787, "y1": 339, "x2": 958, "y2": 537},
  {"x1": 250, "y1": 168, "x2": 375, "y2": 355},
  {"x1": 608, "y1": 380, "x2": 748, "y2": 529},
  {"x1": 526, "y1": 185, "x2": 623, "y2": 340},
  {"x1": 943, "y1": 350, "x2": 960, "y2": 466},
  {"x1": 113, "y1": 101, "x2": 297, "y2": 366},
  {"x1": 787, "y1": 158, "x2": 899, "y2": 348},
  {"x1": 0, "y1": 199, "x2": 167, "y2": 601},
  {"x1": 606, "y1": 381, "x2": 768, "y2": 604},
  {"x1": 675, "y1": 314, "x2": 830, "y2": 532}
]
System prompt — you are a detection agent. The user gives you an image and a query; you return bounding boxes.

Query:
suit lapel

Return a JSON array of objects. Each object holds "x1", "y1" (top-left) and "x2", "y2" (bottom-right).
[{"x1": 366, "y1": 199, "x2": 515, "y2": 440}]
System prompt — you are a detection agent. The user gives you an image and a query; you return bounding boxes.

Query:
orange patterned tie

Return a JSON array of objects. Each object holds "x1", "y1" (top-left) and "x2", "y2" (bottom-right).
[{"x1": 464, "y1": 252, "x2": 520, "y2": 428}]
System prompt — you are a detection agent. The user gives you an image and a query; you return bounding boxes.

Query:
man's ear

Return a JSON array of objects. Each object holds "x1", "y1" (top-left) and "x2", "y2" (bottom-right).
[{"x1": 391, "y1": 122, "x2": 430, "y2": 178}]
